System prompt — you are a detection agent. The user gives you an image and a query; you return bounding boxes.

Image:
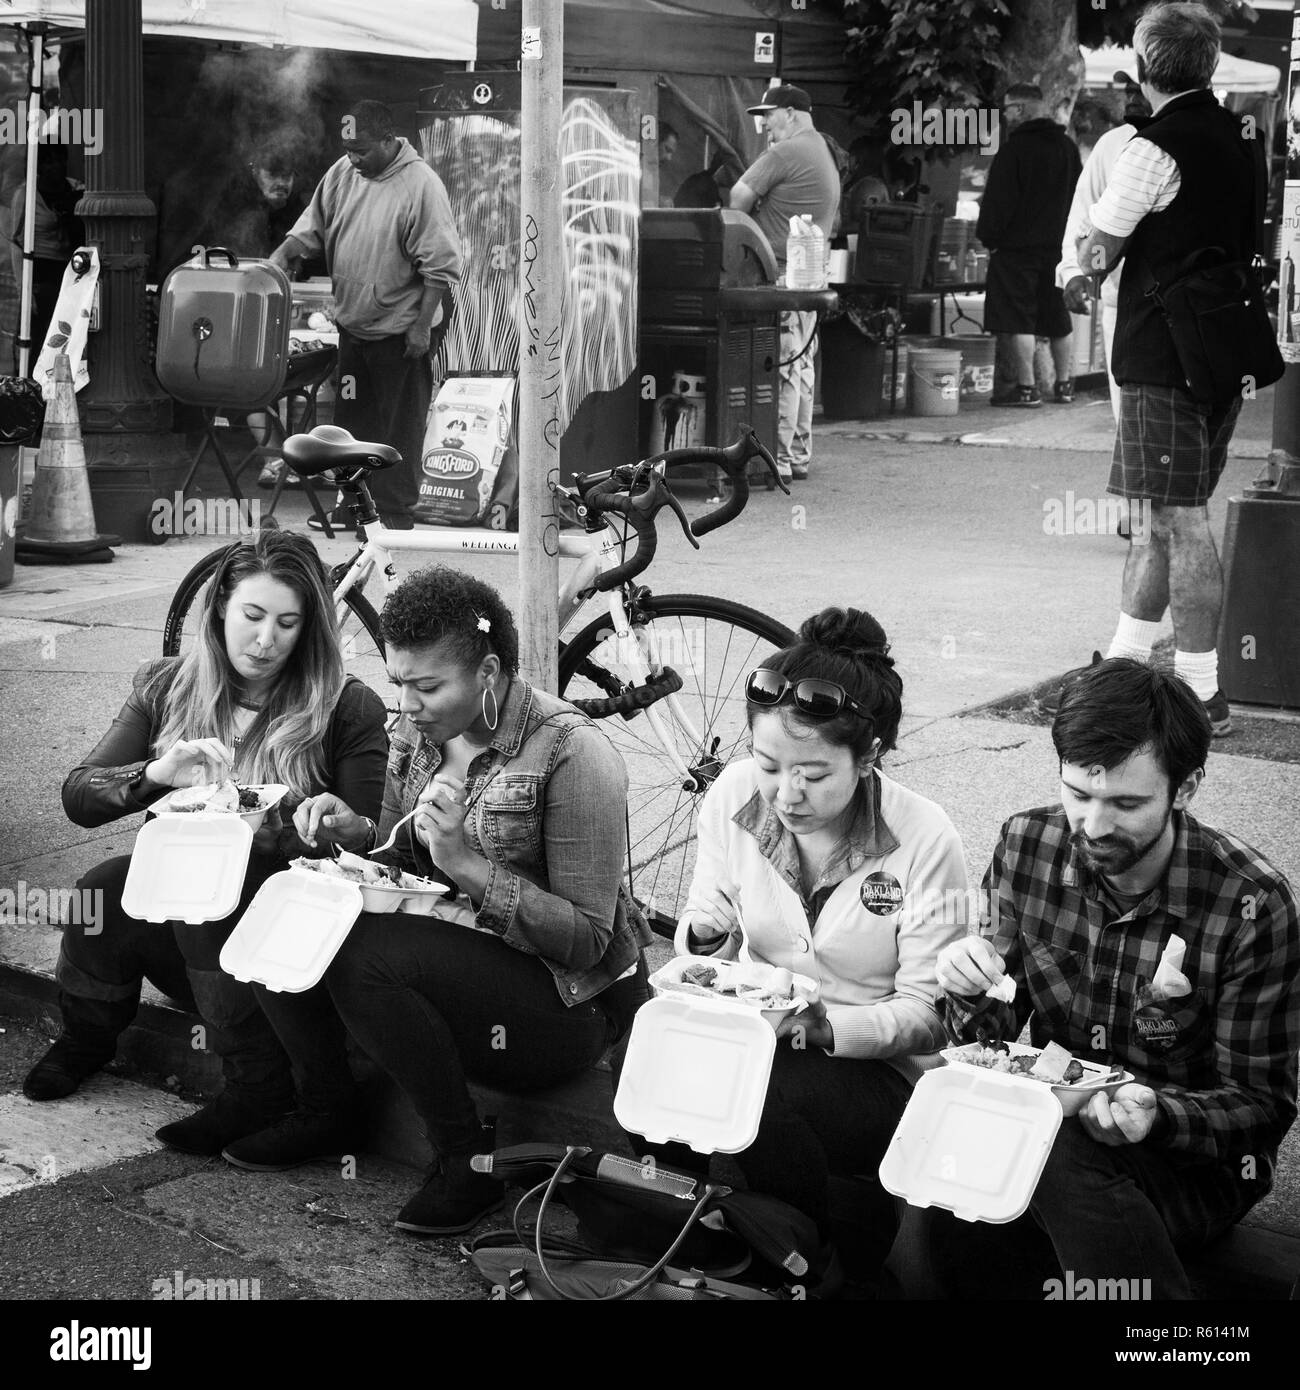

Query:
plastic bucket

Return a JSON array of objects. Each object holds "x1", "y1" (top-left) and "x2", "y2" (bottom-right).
[
  {"x1": 882, "y1": 341, "x2": 910, "y2": 410},
  {"x1": 909, "y1": 347, "x2": 962, "y2": 416},
  {"x1": 944, "y1": 334, "x2": 995, "y2": 407}
]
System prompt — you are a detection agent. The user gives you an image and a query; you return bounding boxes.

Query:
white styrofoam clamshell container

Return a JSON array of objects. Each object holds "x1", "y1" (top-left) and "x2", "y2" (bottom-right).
[
  {"x1": 121, "y1": 814, "x2": 253, "y2": 924},
  {"x1": 613, "y1": 993, "x2": 777, "y2": 1155},
  {"x1": 220, "y1": 869, "x2": 364, "y2": 993},
  {"x1": 879, "y1": 1064, "x2": 1064, "y2": 1224}
]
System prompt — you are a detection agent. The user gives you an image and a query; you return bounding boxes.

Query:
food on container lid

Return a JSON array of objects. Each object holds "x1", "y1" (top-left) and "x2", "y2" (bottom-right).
[
  {"x1": 1029, "y1": 1040, "x2": 1074, "y2": 1083},
  {"x1": 680, "y1": 962, "x2": 718, "y2": 988},
  {"x1": 168, "y1": 781, "x2": 242, "y2": 814}
]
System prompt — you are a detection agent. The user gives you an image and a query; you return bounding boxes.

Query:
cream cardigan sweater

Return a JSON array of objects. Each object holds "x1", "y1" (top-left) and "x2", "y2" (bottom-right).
[{"x1": 674, "y1": 762, "x2": 970, "y2": 1080}]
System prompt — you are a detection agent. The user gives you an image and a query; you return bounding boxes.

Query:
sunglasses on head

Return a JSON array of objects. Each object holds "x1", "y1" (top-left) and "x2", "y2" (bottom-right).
[{"x1": 745, "y1": 668, "x2": 873, "y2": 722}]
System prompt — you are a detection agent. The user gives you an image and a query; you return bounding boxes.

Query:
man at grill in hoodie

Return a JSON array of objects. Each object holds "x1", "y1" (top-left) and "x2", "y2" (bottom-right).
[{"x1": 271, "y1": 100, "x2": 463, "y2": 532}]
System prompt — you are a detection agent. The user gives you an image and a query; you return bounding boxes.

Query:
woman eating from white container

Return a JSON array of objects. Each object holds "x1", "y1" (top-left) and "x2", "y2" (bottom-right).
[
  {"x1": 23, "y1": 527, "x2": 388, "y2": 1160},
  {"x1": 672, "y1": 606, "x2": 969, "y2": 1278},
  {"x1": 219, "y1": 566, "x2": 653, "y2": 1237}
]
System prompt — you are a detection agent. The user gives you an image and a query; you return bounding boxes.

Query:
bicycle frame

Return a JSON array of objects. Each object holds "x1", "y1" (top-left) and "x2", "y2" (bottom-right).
[{"x1": 330, "y1": 519, "x2": 714, "y2": 787}]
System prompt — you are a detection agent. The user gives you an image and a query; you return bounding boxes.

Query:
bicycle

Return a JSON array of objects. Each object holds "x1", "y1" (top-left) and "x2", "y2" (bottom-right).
[{"x1": 162, "y1": 425, "x2": 795, "y2": 936}]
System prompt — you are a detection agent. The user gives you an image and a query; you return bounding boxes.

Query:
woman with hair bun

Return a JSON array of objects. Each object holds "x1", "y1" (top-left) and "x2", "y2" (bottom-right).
[{"x1": 672, "y1": 606, "x2": 970, "y2": 1277}]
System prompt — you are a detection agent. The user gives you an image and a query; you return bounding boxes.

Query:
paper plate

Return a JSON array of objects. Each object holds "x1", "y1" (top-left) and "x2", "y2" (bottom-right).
[
  {"x1": 879, "y1": 1065, "x2": 1063, "y2": 1224},
  {"x1": 613, "y1": 993, "x2": 776, "y2": 1154},
  {"x1": 220, "y1": 869, "x2": 363, "y2": 993},
  {"x1": 121, "y1": 814, "x2": 253, "y2": 924}
]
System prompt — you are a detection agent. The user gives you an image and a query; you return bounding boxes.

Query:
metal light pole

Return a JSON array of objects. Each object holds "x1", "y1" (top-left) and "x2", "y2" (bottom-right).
[
  {"x1": 516, "y1": 0, "x2": 564, "y2": 692},
  {"x1": 78, "y1": 0, "x2": 184, "y2": 543}
]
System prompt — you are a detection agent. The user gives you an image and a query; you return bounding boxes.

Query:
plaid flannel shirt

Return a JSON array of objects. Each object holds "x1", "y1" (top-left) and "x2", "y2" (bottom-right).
[{"x1": 943, "y1": 806, "x2": 1300, "y2": 1186}]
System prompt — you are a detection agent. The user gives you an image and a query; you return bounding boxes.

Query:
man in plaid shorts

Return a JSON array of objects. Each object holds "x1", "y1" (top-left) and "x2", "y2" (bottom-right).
[
  {"x1": 1073, "y1": 3, "x2": 1265, "y2": 736},
  {"x1": 931, "y1": 659, "x2": 1299, "y2": 1299}
]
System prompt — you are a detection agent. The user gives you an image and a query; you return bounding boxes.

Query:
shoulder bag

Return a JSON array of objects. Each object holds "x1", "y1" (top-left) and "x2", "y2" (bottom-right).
[{"x1": 1143, "y1": 136, "x2": 1283, "y2": 405}]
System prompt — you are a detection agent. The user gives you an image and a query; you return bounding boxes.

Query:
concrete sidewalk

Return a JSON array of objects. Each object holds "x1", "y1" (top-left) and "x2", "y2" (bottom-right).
[{"x1": 821, "y1": 376, "x2": 1279, "y2": 457}]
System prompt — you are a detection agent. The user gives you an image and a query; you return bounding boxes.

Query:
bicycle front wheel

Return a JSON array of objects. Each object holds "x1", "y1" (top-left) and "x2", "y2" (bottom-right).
[
  {"x1": 558, "y1": 594, "x2": 794, "y2": 937},
  {"x1": 162, "y1": 547, "x2": 390, "y2": 713}
]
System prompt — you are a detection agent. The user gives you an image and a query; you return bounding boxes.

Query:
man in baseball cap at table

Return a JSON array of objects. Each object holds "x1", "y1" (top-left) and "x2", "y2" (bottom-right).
[{"x1": 730, "y1": 84, "x2": 840, "y2": 482}]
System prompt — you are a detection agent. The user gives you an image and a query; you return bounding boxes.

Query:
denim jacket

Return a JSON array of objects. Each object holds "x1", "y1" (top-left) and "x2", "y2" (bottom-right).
[{"x1": 379, "y1": 677, "x2": 652, "y2": 1007}]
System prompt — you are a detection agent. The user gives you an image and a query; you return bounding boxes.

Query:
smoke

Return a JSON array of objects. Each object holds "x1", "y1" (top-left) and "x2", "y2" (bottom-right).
[{"x1": 192, "y1": 45, "x2": 330, "y2": 177}]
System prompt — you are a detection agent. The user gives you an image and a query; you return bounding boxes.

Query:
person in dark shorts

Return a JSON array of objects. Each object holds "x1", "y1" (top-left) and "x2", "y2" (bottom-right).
[
  {"x1": 978, "y1": 83, "x2": 1082, "y2": 407},
  {"x1": 1072, "y1": 2, "x2": 1262, "y2": 735}
]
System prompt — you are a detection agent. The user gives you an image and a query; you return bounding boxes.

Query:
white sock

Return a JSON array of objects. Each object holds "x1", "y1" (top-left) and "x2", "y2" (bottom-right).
[
  {"x1": 1174, "y1": 649, "x2": 1219, "y2": 701},
  {"x1": 1106, "y1": 614, "x2": 1161, "y2": 661}
]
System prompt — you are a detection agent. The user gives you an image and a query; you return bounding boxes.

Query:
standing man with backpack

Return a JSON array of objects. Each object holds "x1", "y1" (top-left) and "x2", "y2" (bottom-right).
[{"x1": 1071, "y1": 2, "x2": 1272, "y2": 736}]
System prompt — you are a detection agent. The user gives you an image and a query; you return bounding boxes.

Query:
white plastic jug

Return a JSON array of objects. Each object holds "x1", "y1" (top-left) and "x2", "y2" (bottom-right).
[{"x1": 786, "y1": 215, "x2": 826, "y2": 290}]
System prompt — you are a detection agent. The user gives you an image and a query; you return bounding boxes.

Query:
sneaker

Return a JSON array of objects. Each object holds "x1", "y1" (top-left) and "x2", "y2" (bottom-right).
[
  {"x1": 155, "y1": 1091, "x2": 293, "y2": 1157},
  {"x1": 257, "y1": 459, "x2": 287, "y2": 489},
  {"x1": 221, "y1": 1106, "x2": 366, "y2": 1171},
  {"x1": 22, "y1": 1034, "x2": 116, "y2": 1102},
  {"x1": 1052, "y1": 380, "x2": 1075, "y2": 404},
  {"x1": 305, "y1": 505, "x2": 358, "y2": 536},
  {"x1": 393, "y1": 1156, "x2": 505, "y2": 1236},
  {"x1": 790, "y1": 464, "x2": 810, "y2": 480},
  {"x1": 991, "y1": 386, "x2": 1042, "y2": 408},
  {"x1": 1201, "y1": 690, "x2": 1232, "y2": 738},
  {"x1": 1036, "y1": 651, "x2": 1104, "y2": 718}
]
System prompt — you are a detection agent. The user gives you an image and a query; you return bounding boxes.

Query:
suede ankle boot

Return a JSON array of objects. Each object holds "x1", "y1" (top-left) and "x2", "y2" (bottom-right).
[
  {"x1": 394, "y1": 1119, "x2": 502, "y2": 1235},
  {"x1": 155, "y1": 1090, "x2": 293, "y2": 1156},
  {"x1": 22, "y1": 992, "x2": 137, "y2": 1101}
]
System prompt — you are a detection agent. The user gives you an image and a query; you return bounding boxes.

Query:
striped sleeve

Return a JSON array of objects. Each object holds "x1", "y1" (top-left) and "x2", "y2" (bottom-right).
[{"x1": 1088, "y1": 137, "x2": 1180, "y2": 237}]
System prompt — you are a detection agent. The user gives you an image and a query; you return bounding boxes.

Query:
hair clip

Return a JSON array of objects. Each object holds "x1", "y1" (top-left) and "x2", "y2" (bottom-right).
[{"x1": 475, "y1": 613, "x2": 491, "y2": 633}]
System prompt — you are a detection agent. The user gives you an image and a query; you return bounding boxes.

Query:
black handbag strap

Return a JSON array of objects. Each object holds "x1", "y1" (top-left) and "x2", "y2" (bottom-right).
[
  {"x1": 1141, "y1": 116, "x2": 1267, "y2": 300},
  {"x1": 519, "y1": 1146, "x2": 723, "y2": 1302}
]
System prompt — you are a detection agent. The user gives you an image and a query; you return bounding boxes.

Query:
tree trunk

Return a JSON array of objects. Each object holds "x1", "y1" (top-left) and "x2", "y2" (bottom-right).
[{"x1": 1002, "y1": 0, "x2": 1085, "y2": 123}]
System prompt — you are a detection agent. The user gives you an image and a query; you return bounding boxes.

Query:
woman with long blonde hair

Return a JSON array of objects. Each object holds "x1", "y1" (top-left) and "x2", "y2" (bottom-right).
[{"x1": 24, "y1": 527, "x2": 388, "y2": 1158}]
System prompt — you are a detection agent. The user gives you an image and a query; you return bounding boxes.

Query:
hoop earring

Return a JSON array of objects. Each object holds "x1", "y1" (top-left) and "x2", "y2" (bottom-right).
[{"x1": 481, "y1": 683, "x2": 500, "y2": 732}]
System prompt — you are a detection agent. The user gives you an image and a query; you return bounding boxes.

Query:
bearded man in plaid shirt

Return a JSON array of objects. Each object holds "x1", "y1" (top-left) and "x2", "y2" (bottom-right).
[{"x1": 934, "y1": 658, "x2": 1299, "y2": 1299}]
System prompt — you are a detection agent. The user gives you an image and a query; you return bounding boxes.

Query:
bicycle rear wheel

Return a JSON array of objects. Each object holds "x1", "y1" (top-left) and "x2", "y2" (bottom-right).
[
  {"x1": 558, "y1": 594, "x2": 794, "y2": 938},
  {"x1": 162, "y1": 547, "x2": 390, "y2": 713}
]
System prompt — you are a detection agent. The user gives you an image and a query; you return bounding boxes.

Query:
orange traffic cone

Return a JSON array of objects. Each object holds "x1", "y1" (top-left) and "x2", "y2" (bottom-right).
[{"x1": 15, "y1": 353, "x2": 118, "y2": 564}]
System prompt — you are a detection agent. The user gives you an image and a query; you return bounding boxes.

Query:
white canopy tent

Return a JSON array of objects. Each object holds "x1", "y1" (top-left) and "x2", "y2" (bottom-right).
[
  {"x1": 0, "y1": 1, "x2": 478, "y2": 61},
  {"x1": 1, "y1": 0, "x2": 479, "y2": 373},
  {"x1": 1083, "y1": 44, "x2": 1281, "y2": 94}
]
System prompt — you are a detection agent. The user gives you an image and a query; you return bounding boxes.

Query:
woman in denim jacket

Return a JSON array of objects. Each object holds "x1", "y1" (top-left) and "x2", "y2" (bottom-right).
[{"x1": 222, "y1": 566, "x2": 653, "y2": 1234}]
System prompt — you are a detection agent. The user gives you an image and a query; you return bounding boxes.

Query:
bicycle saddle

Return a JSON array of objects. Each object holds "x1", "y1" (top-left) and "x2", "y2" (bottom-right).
[{"x1": 283, "y1": 424, "x2": 401, "y2": 475}]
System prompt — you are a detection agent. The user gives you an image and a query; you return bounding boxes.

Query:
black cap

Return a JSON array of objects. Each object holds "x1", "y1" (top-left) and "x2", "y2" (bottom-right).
[{"x1": 747, "y1": 84, "x2": 812, "y2": 115}]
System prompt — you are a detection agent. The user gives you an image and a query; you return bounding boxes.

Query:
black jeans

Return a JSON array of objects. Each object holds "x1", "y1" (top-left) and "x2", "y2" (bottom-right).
[
  {"x1": 926, "y1": 1116, "x2": 1263, "y2": 1300},
  {"x1": 57, "y1": 855, "x2": 194, "y2": 1009},
  {"x1": 333, "y1": 329, "x2": 432, "y2": 514},
  {"x1": 319, "y1": 912, "x2": 645, "y2": 1156}
]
